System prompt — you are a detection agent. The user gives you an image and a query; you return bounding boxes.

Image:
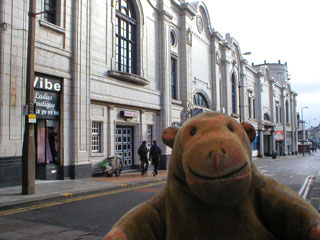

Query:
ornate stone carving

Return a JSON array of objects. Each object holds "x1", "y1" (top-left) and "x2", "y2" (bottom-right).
[{"x1": 196, "y1": 15, "x2": 204, "y2": 33}]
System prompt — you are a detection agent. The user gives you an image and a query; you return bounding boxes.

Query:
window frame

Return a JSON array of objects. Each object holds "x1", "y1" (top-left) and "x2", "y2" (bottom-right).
[
  {"x1": 171, "y1": 57, "x2": 178, "y2": 100},
  {"x1": 252, "y1": 98, "x2": 256, "y2": 119},
  {"x1": 248, "y1": 96, "x2": 252, "y2": 119},
  {"x1": 91, "y1": 122, "x2": 102, "y2": 153},
  {"x1": 115, "y1": 0, "x2": 137, "y2": 74},
  {"x1": 286, "y1": 100, "x2": 290, "y2": 124},
  {"x1": 193, "y1": 92, "x2": 209, "y2": 108},
  {"x1": 231, "y1": 73, "x2": 237, "y2": 114}
]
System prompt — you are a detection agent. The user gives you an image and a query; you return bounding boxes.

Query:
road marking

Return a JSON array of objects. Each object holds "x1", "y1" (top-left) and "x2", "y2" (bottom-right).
[
  {"x1": 0, "y1": 181, "x2": 166, "y2": 217},
  {"x1": 299, "y1": 176, "x2": 313, "y2": 199},
  {"x1": 135, "y1": 188, "x2": 161, "y2": 193}
]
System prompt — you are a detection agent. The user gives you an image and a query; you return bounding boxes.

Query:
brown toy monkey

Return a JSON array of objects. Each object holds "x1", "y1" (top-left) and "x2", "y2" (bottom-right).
[{"x1": 105, "y1": 112, "x2": 320, "y2": 240}]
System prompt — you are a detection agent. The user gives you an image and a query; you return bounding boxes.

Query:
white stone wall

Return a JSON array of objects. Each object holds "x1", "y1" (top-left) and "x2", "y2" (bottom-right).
[{"x1": 0, "y1": 0, "x2": 300, "y2": 178}]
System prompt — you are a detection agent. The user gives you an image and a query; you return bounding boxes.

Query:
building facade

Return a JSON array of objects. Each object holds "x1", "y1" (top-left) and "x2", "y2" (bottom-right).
[{"x1": 0, "y1": 0, "x2": 298, "y2": 187}]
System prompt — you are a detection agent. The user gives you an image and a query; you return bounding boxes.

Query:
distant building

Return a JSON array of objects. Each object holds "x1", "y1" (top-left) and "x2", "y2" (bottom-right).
[{"x1": 0, "y1": 0, "x2": 298, "y2": 187}]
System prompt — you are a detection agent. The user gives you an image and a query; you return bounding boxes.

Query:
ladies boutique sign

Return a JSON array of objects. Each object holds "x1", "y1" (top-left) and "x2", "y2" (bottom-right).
[{"x1": 33, "y1": 74, "x2": 62, "y2": 119}]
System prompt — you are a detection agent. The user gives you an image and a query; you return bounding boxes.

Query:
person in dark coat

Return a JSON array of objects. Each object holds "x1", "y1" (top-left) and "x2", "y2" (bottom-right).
[
  {"x1": 149, "y1": 140, "x2": 162, "y2": 176},
  {"x1": 138, "y1": 141, "x2": 149, "y2": 175}
]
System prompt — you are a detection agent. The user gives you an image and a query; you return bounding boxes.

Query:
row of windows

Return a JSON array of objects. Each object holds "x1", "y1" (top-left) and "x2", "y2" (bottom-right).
[
  {"x1": 45, "y1": 0, "x2": 292, "y2": 124},
  {"x1": 43, "y1": 0, "x2": 138, "y2": 75}
]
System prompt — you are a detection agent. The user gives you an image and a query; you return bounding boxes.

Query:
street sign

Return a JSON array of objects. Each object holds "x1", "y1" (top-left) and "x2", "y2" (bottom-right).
[
  {"x1": 28, "y1": 114, "x2": 36, "y2": 123},
  {"x1": 181, "y1": 111, "x2": 189, "y2": 121}
]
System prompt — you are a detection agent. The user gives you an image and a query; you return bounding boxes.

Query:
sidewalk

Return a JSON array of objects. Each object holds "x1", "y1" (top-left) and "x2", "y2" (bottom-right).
[
  {"x1": 0, "y1": 154, "x2": 314, "y2": 210},
  {"x1": 0, "y1": 170, "x2": 168, "y2": 210}
]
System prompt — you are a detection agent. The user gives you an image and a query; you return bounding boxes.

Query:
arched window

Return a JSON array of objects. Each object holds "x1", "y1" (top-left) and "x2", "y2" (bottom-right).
[
  {"x1": 231, "y1": 72, "x2": 237, "y2": 114},
  {"x1": 115, "y1": 0, "x2": 137, "y2": 74},
  {"x1": 264, "y1": 113, "x2": 270, "y2": 121},
  {"x1": 193, "y1": 93, "x2": 209, "y2": 108},
  {"x1": 286, "y1": 100, "x2": 290, "y2": 124}
]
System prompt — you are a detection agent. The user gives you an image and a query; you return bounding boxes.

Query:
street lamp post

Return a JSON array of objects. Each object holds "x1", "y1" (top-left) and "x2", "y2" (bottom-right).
[
  {"x1": 22, "y1": 0, "x2": 36, "y2": 195},
  {"x1": 301, "y1": 106, "x2": 309, "y2": 157}
]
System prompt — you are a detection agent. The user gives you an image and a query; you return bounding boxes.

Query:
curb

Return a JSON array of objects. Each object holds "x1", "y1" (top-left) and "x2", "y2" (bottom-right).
[{"x1": 0, "y1": 176, "x2": 167, "y2": 212}]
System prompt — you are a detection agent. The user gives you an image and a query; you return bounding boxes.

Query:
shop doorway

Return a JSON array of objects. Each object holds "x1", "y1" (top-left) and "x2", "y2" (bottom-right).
[
  {"x1": 115, "y1": 126, "x2": 134, "y2": 170},
  {"x1": 36, "y1": 120, "x2": 59, "y2": 165},
  {"x1": 264, "y1": 135, "x2": 270, "y2": 156}
]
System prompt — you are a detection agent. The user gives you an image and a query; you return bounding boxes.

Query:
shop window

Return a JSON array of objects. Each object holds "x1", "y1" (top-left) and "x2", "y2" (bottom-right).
[
  {"x1": 92, "y1": 122, "x2": 102, "y2": 153},
  {"x1": 36, "y1": 120, "x2": 59, "y2": 164},
  {"x1": 193, "y1": 92, "x2": 209, "y2": 108},
  {"x1": 115, "y1": 0, "x2": 137, "y2": 74},
  {"x1": 171, "y1": 57, "x2": 177, "y2": 99},
  {"x1": 43, "y1": 0, "x2": 57, "y2": 25}
]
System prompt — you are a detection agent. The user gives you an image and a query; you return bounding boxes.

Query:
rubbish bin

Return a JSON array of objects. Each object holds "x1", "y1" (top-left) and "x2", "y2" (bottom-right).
[{"x1": 272, "y1": 152, "x2": 277, "y2": 159}]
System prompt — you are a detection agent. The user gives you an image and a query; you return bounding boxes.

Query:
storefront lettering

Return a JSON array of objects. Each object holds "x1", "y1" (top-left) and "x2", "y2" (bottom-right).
[
  {"x1": 275, "y1": 131, "x2": 284, "y2": 141},
  {"x1": 33, "y1": 90, "x2": 60, "y2": 119},
  {"x1": 34, "y1": 92, "x2": 53, "y2": 101},
  {"x1": 34, "y1": 76, "x2": 61, "y2": 92},
  {"x1": 33, "y1": 75, "x2": 61, "y2": 120}
]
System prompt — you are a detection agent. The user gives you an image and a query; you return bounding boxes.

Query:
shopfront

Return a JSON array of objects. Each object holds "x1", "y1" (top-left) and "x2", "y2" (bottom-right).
[
  {"x1": 33, "y1": 74, "x2": 62, "y2": 180},
  {"x1": 275, "y1": 131, "x2": 284, "y2": 155}
]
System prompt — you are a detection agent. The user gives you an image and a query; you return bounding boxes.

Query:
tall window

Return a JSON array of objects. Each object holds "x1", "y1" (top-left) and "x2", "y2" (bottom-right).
[
  {"x1": 193, "y1": 93, "x2": 209, "y2": 108},
  {"x1": 286, "y1": 100, "x2": 290, "y2": 124},
  {"x1": 219, "y1": 79, "x2": 223, "y2": 112},
  {"x1": 115, "y1": 0, "x2": 136, "y2": 74},
  {"x1": 147, "y1": 125, "x2": 153, "y2": 149},
  {"x1": 248, "y1": 97, "x2": 252, "y2": 118},
  {"x1": 44, "y1": 0, "x2": 57, "y2": 24},
  {"x1": 264, "y1": 113, "x2": 270, "y2": 121},
  {"x1": 92, "y1": 122, "x2": 102, "y2": 153},
  {"x1": 171, "y1": 57, "x2": 177, "y2": 99},
  {"x1": 253, "y1": 98, "x2": 256, "y2": 119},
  {"x1": 231, "y1": 73, "x2": 237, "y2": 114},
  {"x1": 275, "y1": 101, "x2": 280, "y2": 123}
]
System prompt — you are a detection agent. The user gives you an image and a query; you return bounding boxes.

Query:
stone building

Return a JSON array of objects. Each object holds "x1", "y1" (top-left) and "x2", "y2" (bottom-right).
[{"x1": 0, "y1": 0, "x2": 298, "y2": 187}]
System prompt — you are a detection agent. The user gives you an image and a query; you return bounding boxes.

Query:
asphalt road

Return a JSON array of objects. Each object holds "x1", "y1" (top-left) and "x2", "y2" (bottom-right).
[
  {"x1": 2, "y1": 152, "x2": 320, "y2": 237},
  {"x1": 253, "y1": 152, "x2": 320, "y2": 193},
  {"x1": 4, "y1": 182, "x2": 166, "y2": 237}
]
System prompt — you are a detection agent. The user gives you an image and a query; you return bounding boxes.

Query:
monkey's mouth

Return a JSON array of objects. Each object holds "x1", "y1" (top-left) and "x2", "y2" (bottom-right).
[{"x1": 188, "y1": 162, "x2": 248, "y2": 180}]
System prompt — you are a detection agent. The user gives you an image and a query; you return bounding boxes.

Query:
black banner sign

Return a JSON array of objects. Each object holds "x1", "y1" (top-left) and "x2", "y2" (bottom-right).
[
  {"x1": 33, "y1": 90, "x2": 60, "y2": 119},
  {"x1": 33, "y1": 74, "x2": 62, "y2": 119}
]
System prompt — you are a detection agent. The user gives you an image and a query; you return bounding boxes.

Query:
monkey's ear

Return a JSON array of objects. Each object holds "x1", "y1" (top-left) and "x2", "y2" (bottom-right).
[
  {"x1": 162, "y1": 127, "x2": 179, "y2": 148},
  {"x1": 241, "y1": 122, "x2": 256, "y2": 143}
]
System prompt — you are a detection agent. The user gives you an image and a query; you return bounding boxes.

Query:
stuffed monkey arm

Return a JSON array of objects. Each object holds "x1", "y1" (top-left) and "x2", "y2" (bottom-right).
[
  {"x1": 104, "y1": 201, "x2": 165, "y2": 240},
  {"x1": 256, "y1": 173, "x2": 320, "y2": 240}
]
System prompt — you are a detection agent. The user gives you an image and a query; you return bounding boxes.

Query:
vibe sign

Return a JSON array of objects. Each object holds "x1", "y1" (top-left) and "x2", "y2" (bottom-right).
[{"x1": 34, "y1": 76, "x2": 61, "y2": 92}]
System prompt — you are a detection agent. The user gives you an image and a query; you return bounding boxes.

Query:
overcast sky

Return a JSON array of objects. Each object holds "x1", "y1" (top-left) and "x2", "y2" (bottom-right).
[{"x1": 201, "y1": 0, "x2": 320, "y2": 128}]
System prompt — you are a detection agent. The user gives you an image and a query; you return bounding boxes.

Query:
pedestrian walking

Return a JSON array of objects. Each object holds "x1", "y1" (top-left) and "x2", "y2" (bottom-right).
[
  {"x1": 149, "y1": 140, "x2": 162, "y2": 176},
  {"x1": 138, "y1": 140, "x2": 149, "y2": 175}
]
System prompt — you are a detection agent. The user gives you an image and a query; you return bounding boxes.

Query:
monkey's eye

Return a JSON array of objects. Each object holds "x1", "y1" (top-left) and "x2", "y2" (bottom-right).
[
  {"x1": 190, "y1": 127, "x2": 197, "y2": 136},
  {"x1": 227, "y1": 125, "x2": 234, "y2": 132}
]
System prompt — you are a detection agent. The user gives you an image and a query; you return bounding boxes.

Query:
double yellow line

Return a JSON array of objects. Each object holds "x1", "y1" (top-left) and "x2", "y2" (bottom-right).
[{"x1": 0, "y1": 180, "x2": 166, "y2": 217}]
